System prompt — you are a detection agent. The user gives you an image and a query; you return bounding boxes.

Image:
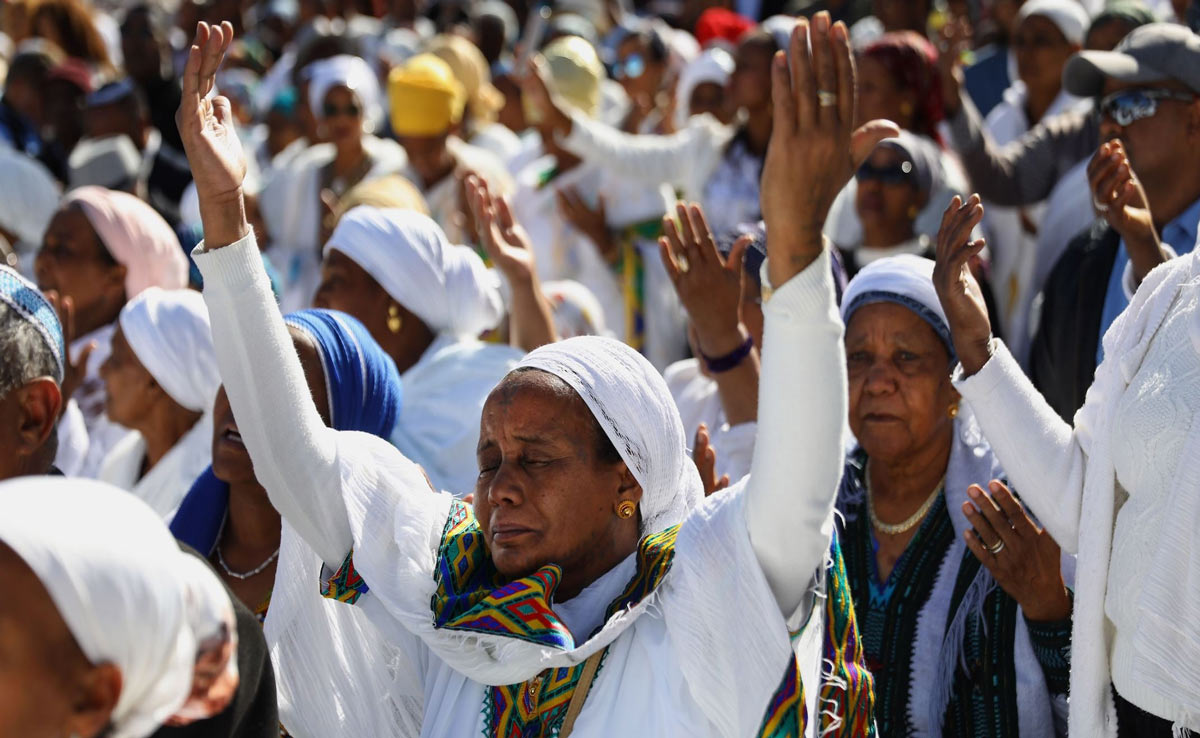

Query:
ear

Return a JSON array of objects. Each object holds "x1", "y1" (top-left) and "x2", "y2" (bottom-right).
[
  {"x1": 616, "y1": 462, "x2": 643, "y2": 507},
  {"x1": 15, "y1": 379, "x2": 62, "y2": 453},
  {"x1": 66, "y1": 662, "x2": 122, "y2": 738}
]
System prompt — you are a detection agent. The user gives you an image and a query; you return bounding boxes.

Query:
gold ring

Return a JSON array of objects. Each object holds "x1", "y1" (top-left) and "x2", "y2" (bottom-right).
[
  {"x1": 677, "y1": 254, "x2": 690, "y2": 274},
  {"x1": 817, "y1": 90, "x2": 837, "y2": 107}
]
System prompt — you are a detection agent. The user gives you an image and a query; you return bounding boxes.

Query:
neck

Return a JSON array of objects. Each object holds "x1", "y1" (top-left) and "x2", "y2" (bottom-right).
[
  {"x1": 1024, "y1": 84, "x2": 1060, "y2": 126},
  {"x1": 140, "y1": 401, "x2": 202, "y2": 470},
  {"x1": 333, "y1": 137, "x2": 365, "y2": 172},
  {"x1": 862, "y1": 221, "x2": 917, "y2": 249},
  {"x1": 868, "y1": 430, "x2": 952, "y2": 509},
  {"x1": 387, "y1": 321, "x2": 437, "y2": 374},
  {"x1": 556, "y1": 537, "x2": 637, "y2": 602},
  {"x1": 1147, "y1": 179, "x2": 1200, "y2": 231},
  {"x1": 223, "y1": 480, "x2": 282, "y2": 552},
  {"x1": 743, "y1": 108, "x2": 772, "y2": 156}
]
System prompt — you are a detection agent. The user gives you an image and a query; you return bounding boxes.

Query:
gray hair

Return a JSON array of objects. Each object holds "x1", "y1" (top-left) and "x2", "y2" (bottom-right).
[{"x1": 0, "y1": 302, "x2": 61, "y2": 398}]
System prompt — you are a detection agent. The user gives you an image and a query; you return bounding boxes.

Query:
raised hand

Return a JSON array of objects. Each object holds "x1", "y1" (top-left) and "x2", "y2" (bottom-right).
[
  {"x1": 44, "y1": 290, "x2": 93, "y2": 408},
  {"x1": 659, "y1": 202, "x2": 750, "y2": 357},
  {"x1": 761, "y1": 13, "x2": 899, "y2": 288},
  {"x1": 176, "y1": 21, "x2": 249, "y2": 248},
  {"x1": 936, "y1": 15, "x2": 972, "y2": 118},
  {"x1": 932, "y1": 194, "x2": 993, "y2": 375},
  {"x1": 693, "y1": 423, "x2": 730, "y2": 497},
  {"x1": 1088, "y1": 140, "x2": 1166, "y2": 286},
  {"x1": 962, "y1": 480, "x2": 1071, "y2": 622},
  {"x1": 556, "y1": 187, "x2": 613, "y2": 262}
]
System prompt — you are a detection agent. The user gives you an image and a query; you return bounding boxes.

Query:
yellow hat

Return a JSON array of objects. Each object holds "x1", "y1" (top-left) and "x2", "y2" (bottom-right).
[
  {"x1": 427, "y1": 34, "x2": 505, "y2": 124},
  {"x1": 388, "y1": 54, "x2": 467, "y2": 137},
  {"x1": 539, "y1": 35, "x2": 604, "y2": 118}
]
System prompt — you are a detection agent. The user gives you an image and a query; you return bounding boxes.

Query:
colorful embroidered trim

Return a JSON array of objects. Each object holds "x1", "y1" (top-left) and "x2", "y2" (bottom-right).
[
  {"x1": 757, "y1": 533, "x2": 876, "y2": 737},
  {"x1": 614, "y1": 217, "x2": 661, "y2": 354},
  {"x1": 320, "y1": 550, "x2": 370, "y2": 604}
]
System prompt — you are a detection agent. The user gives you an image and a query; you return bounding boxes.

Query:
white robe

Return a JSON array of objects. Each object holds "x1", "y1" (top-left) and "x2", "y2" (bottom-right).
[
  {"x1": 98, "y1": 413, "x2": 215, "y2": 522},
  {"x1": 664, "y1": 358, "x2": 756, "y2": 484}
]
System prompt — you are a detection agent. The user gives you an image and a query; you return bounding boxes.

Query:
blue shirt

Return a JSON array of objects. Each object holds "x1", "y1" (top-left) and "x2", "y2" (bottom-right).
[{"x1": 1097, "y1": 196, "x2": 1200, "y2": 364}]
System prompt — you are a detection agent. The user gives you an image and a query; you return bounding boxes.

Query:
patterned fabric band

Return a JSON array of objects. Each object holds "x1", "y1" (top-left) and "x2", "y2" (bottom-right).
[{"x1": 0, "y1": 266, "x2": 65, "y2": 383}]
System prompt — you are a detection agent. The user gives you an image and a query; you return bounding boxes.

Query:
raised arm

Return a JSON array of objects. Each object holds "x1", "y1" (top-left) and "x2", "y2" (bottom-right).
[
  {"x1": 178, "y1": 22, "x2": 351, "y2": 566},
  {"x1": 746, "y1": 13, "x2": 897, "y2": 615}
]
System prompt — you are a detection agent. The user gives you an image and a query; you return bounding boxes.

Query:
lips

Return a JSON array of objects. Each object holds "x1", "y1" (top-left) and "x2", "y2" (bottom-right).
[
  {"x1": 862, "y1": 413, "x2": 903, "y2": 423},
  {"x1": 490, "y1": 523, "x2": 536, "y2": 545}
]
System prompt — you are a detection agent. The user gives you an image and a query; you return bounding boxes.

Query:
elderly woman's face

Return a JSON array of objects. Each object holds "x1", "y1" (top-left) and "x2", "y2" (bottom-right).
[
  {"x1": 855, "y1": 147, "x2": 925, "y2": 236},
  {"x1": 100, "y1": 324, "x2": 164, "y2": 430},
  {"x1": 474, "y1": 371, "x2": 640, "y2": 598},
  {"x1": 34, "y1": 206, "x2": 127, "y2": 335},
  {"x1": 845, "y1": 302, "x2": 958, "y2": 463},
  {"x1": 0, "y1": 542, "x2": 119, "y2": 738},
  {"x1": 321, "y1": 85, "x2": 364, "y2": 145}
]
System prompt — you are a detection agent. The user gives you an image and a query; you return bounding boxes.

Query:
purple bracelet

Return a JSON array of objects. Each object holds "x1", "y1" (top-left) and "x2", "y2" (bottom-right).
[{"x1": 701, "y1": 334, "x2": 754, "y2": 373}]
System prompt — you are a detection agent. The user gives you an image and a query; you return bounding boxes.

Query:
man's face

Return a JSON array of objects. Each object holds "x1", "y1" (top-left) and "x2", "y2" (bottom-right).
[{"x1": 1098, "y1": 78, "x2": 1199, "y2": 200}]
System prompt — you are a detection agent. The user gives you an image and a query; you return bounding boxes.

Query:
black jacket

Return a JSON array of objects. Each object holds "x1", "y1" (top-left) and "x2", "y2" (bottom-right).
[{"x1": 1028, "y1": 223, "x2": 1121, "y2": 422}]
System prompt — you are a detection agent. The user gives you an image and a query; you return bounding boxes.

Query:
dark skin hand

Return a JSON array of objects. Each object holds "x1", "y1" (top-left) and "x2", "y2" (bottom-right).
[
  {"x1": 931, "y1": 194, "x2": 994, "y2": 377},
  {"x1": 1088, "y1": 139, "x2": 1166, "y2": 287}
]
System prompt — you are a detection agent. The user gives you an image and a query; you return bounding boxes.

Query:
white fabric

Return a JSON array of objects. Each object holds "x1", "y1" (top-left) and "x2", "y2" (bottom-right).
[
  {"x1": 193, "y1": 233, "x2": 847, "y2": 737},
  {"x1": 1018, "y1": 0, "x2": 1091, "y2": 45},
  {"x1": 57, "y1": 322, "x2": 137, "y2": 479},
  {"x1": 405, "y1": 136, "x2": 514, "y2": 245},
  {"x1": 305, "y1": 54, "x2": 384, "y2": 133},
  {"x1": 0, "y1": 477, "x2": 235, "y2": 738},
  {"x1": 0, "y1": 148, "x2": 60, "y2": 258},
  {"x1": 841, "y1": 252, "x2": 948, "y2": 328},
  {"x1": 673, "y1": 48, "x2": 734, "y2": 130},
  {"x1": 325, "y1": 206, "x2": 505, "y2": 338},
  {"x1": 118, "y1": 288, "x2": 219, "y2": 414},
  {"x1": 953, "y1": 247, "x2": 1200, "y2": 735},
  {"x1": 98, "y1": 413, "x2": 215, "y2": 522},
  {"x1": 389, "y1": 333, "x2": 523, "y2": 495},
  {"x1": 469, "y1": 121, "x2": 524, "y2": 164},
  {"x1": 664, "y1": 358, "x2": 756, "y2": 484}
]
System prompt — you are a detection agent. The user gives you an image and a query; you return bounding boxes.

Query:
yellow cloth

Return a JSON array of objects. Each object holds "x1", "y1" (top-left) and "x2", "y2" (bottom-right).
[
  {"x1": 388, "y1": 54, "x2": 467, "y2": 136},
  {"x1": 427, "y1": 34, "x2": 504, "y2": 124}
]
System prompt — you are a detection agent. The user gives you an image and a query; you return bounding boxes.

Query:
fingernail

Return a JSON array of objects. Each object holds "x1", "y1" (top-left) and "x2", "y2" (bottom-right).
[{"x1": 967, "y1": 485, "x2": 980, "y2": 499}]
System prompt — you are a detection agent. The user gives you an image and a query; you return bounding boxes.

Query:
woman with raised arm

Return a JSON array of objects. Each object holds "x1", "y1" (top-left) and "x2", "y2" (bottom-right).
[
  {"x1": 179, "y1": 16, "x2": 890, "y2": 737},
  {"x1": 933, "y1": 191, "x2": 1200, "y2": 737}
]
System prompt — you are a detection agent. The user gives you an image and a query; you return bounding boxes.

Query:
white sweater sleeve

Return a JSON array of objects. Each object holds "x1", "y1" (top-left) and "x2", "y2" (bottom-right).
[
  {"x1": 193, "y1": 234, "x2": 352, "y2": 567},
  {"x1": 746, "y1": 248, "x2": 846, "y2": 616},
  {"x1": 952, "y1": 339, "x2": 1087, "y2": 552},
  {"x1": 557, "y1": 111, "x2": 728, "y2": 193}
]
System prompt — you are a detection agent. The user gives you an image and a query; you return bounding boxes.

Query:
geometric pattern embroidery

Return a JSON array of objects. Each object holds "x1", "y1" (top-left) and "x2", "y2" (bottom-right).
[
  {"x1": 320, "y1": 550, "x2": 370, "y2": 604},
  {"x1": 757, "y1": 532, "x2": 876, "y2": 737}
]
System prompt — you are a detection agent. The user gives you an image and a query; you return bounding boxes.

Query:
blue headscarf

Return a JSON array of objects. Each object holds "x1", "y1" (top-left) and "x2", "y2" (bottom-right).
[
  {"x1": 171, "y1": 308, "x2": 402, "y2": 554},
  {"x1": 0, "y1": 266, "x2": 65, "y2": 383}
]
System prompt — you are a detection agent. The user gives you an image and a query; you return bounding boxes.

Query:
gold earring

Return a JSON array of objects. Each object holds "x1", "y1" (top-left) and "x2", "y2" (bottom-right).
[
  {"x1": 907, "y1": 205, "x2": 920, "y2": 220},
  {"x1": 616, "y1": 500, "x2": 636, "y2": 519},
  {"x1": 387, "y1": 304, "x2": 403, "y2": 334},
  {"x1": 948, "y1": 403, "x2": 959, "y2": 419}
]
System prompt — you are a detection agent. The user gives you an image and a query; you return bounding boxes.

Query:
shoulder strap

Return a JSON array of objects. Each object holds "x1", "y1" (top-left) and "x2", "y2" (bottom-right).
[{"x1": 558, "y1": 649, "x2": 606, "y2": 738}]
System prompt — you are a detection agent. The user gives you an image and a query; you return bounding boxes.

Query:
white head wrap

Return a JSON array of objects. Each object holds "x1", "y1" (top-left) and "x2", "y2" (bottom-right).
[
  {"x1": 306, "y1": 54, "x2": 383, "y2": 133},
  {"x1": 514, "y1": 336, "x2": 703, "y2": 534},
  {"x1": 840, "y1": 253, "x2": 952, "y2": 353},
  {"x1": 673, "y1": 46, "x2": 734, "y2": 129},
  {"x1": 1018, "y1": 0, "x2": 1091, "y2": 46},
  {"x1": 543, "y1": 279, "x2": 609, "y2": 339},
  {"x1": 325, "y1": 206, "x2": 505, "y2": 338},
  {"x1": 0, "y1": 477, "x2": 236, "y2": 738},
  {"x1": 0, "y1": 149, "x2": 60, "y2": 249},
  {"x1": 118, "y1": 287, "x2": 219, "y2": 414}
]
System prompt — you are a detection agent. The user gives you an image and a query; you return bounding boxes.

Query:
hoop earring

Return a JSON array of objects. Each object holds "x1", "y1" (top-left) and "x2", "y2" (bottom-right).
[
  {"x1": 387, "y1": 304, "x2": 403, "y2": 334},
  {"x1": 616, "y1": 500, "x2": 636, "y2": 519}
]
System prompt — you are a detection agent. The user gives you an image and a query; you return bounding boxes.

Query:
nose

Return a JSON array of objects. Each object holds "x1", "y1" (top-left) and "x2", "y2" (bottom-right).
[
  {"x1": 862, "y1": 360, "x2": 897, "y2": 395},
  {"x1": 484, "y1": 460, "x2": 525, "y2": 508}
]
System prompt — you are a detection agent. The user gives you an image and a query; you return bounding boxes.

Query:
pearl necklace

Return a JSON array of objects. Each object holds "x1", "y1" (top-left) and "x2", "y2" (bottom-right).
[{"x1": 865, "y1": 461, "x2": 945, "y2": 536}]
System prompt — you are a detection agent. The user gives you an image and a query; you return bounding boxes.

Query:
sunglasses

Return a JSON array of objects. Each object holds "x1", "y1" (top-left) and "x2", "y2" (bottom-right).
[
  {"x1": 855, "y1": 160, "x2": 916, "y2": 186},
  {"x1": 612, "y1": 53, "x2": 646, "y2": 80},
  {"x1": 322, "y1": 101, "x2": 362, "y2": 118},
  {"x1": 1098, "y1": 88, "x2": 1196, "y2": 127}
]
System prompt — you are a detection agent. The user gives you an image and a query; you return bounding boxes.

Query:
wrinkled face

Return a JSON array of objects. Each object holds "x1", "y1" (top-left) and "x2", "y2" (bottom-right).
[
  {"x1": 855, "y1": 55, "x2": 914, "y2": 130},
  {"x1": 688, "y1": 81, "x2": 728, "y2": 122},
  {"x1": 35, "y1": 206, "x2": 126, "y2": 335},
  {"x1": 845, "y1": 302, "x2": 957, "y2": 463},
  {"x1": 728, "y1": 39, "x2": 774, "y2": 112},
  {"x1": 313, "y1": 249, "x2": 392, "y2": 340},
  {"x1": 474, "y1": 371, "x2": 636, "y2": 586},
  {"x1": 321, "y1": 85, "x2": 364, "y2": 145},
  {"x1": 1012, "y1": 15, "x2": 1075, "y2": 96},
  {"x1": 397, "y1": 132, "x2": 453, "y2": 188},
  {"x1": 1099, "y1": 78, "x2": 1200, "y2": 194},
  {"x1": 855, "y1": 147, "x2": 925, "y2": 236},
  {"x1": 212, "y1": 328, "x2": 331, "y2": 484},
  {"x1": 100, "y1": 325, "x2": 162, "y2": 429},
  {"x1": 0, "y1": 542, "x2": 117, "y2": 738}
]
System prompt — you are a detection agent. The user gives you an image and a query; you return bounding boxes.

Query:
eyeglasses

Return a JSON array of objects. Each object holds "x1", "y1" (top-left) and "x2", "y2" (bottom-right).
[
  {"x1": 1098, "y1": 88, "x2": 1197, "y2": 127},
  {"x1": 322, "y1": 101, "x2": 362, "y2": 118},
  {"x1": 855, "y1": 160, "x2": 916, "y2": 186},
  {"x1": 612, "y1": 53, "x2": 646, "y2": 80}
]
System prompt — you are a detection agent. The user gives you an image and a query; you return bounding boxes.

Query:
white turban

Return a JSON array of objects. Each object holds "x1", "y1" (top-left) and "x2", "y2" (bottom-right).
[
  {"x1": 515, "y1": 336, "x2": 703, "y2": 534},
  {"x1": 840, "y1": 253, "x2": 952, "y2": 354},
  {"x1": 0, "y1": 149, "x2": 60, "y2": 250},
  {"x1": 306, "y1": 54, "x2": 383, "y2": 133},
  {"x1": 673, "y1": 46, "x2": 734, "y2": 129},
  {"x1": 0, "y1": 477, "x2": 236, "y2": 738},
  {"x1": 1018, "y1": 0, "x2": 1091, "y2": 46},
  {"x1": 118, "y1": 287, "x2": 219, "y2": 413},
  {"x1": 325, "y1": 206, "x2": 505, "y2": 338}
]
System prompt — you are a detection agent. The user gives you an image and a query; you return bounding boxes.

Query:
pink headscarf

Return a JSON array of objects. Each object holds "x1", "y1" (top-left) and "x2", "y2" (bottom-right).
[{"x1": 62, "y1": 186, "x2": 189, "y2": 297}]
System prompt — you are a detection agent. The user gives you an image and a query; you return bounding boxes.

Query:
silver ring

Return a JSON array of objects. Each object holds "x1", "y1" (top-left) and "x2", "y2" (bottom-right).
[
  {"x1": 986, "y1": 539, "x2": 1006, "y2": 555},
  {"x1": 1092, "y1": 197, "x2": 1109, "y2": 213},
  {"x1": 817, "y1": 90, "x2": 837, "y2": 107}
]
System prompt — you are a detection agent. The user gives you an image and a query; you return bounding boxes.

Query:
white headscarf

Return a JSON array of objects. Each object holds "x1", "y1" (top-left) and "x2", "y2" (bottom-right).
[
  {"x1": 0, "y1": 149, "x2": 60, "y2": 250},
  {"x1": 515, "y1": 335, "x2": 703, "y2": 534},
  {"x1": 1018, "y1": 0, "x2": 1091, "y2": 46},
  {"x1": 840, "y1": 253, "x2": 952, "y2": 353},
  {"x1": 118, "y1": 287, "x2": 219, "y2": 414},
  {"x1": 325, "y1": 206, "x2": 505, "y2": 338},
  {"x1": 673, "y1": 46, "x2": 733, "y2": 129},
  {"x1": 306, "y1": 54, "x2": 383, "y2": 133},
  {"x1": 0, "y1": 477, "x2": 236, "y2": 738}
]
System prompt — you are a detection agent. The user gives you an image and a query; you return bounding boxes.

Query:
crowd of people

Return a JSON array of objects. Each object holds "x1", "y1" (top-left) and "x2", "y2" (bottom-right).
[{"x1": 1, "y1": 0, "x2": 1199, "y2": 736}]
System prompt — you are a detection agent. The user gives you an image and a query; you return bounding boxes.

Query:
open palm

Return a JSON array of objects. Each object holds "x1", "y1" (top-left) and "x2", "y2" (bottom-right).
[{"x1": 176, "y1": 22, "x2": 247, "y2": 207}]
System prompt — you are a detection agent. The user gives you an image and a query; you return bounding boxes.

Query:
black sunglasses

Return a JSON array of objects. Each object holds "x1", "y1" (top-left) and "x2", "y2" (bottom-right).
[
  {"x1": 855, "y1": 160, "x2": 916, "y2": 186},
  {"x1": 322, "y1": 101, "x2": 362, "y2": 118},
  {"x1": 1098, "y1": 88, "x2": 1197, "y2": 127}
]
